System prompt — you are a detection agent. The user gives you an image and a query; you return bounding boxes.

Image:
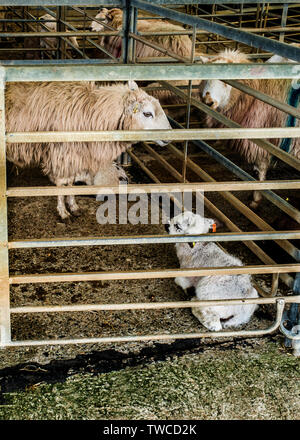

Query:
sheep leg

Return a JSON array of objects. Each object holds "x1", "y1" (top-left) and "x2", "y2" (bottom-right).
[
  {"x1": 191, "y1": 301, "x2": 222, "y2": 332},
  {"x1": 66, "y1": 194, "x2": 81, "y2": 216},
  {"x1": 250, "y1": 161, "x2": 268, "y2": 209},
  {"x1": 57, "y1": 194, "x2": 71, "y2": 220},
  {"x1": 175, "y1": 276, "x2": 193, "y2": 291},
  {"x1": 55, "y1": 178, "x2": 71, "y2": 220}
]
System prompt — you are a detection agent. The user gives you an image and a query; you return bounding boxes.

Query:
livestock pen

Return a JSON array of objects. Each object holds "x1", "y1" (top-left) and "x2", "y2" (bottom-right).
[{"x1": 0, "y1": 0, "x2": 299, "y2": 363}]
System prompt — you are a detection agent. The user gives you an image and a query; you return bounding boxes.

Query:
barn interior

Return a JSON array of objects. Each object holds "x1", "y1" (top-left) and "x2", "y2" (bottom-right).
[{"x1": 0, "y1": 1, "x2": 299, "y2": 375}]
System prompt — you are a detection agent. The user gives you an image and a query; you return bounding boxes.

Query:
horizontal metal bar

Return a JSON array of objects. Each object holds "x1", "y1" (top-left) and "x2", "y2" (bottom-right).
[
  {"x1": 9, "y1": 296, "x2": 299, "y2": 315},
  {"x1": 2, "y1": 0, "x2": 299, "y2": 5},
  {"x1": 0, "y1": 31, "x2": 120, "y2": 37},
  {"x1": 3, "y1": 63, "x2": 300, "y2": 82},
  {"x1": 6, "y1": 180, "x2": 300, "y2": 197},
  {"x1": 8, "y1": 264, "x2": 300, "y2": 285},
  {"x1": 6, "y1": 127, "x2": 300, "y2": 146},
  {"x1": 1, "y1": 299, "x2": 286, "y2": 348},
  {"x1": 138, "y1": 27, "x2": 300, "y2": 36},
  {"x1": 133, "y1": 0, "x2": 300, "y2": 62},
  {"x1": 8, "y1": 231, "x2": 300, "y2": 250}
]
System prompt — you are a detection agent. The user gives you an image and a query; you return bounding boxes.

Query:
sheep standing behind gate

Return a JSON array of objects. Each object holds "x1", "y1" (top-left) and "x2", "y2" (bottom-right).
[
  {"x1": 91, "y1": 8, "x2": 207, "y2": 114},
  {"x1": 6, "y1": 80, "x2": 171, "y2": 219},
  {"x1": 24, "y1": 13, "x2": 79, "y2": 60},
  {"x1": 200, "y1": 49, "x2": 300, "y2": 208}
]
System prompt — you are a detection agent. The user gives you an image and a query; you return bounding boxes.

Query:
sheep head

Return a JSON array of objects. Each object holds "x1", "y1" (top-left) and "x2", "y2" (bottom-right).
[{"x1": 124, "y1": 81, "x2": 171, "y2": 147}]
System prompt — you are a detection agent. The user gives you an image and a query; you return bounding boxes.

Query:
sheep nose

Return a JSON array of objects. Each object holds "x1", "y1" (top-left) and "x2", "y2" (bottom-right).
[
  {"x1": 165, "y1": 223, "x2": 170, "y2": 233},
  {"x1": 203, "y1": 92, "x2": 216, "y2": 108}
]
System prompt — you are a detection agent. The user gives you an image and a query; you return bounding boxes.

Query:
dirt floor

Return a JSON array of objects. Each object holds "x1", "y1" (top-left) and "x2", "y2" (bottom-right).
[{"x1": 0, "y1": 106, "x2": 299, "y2": 420}]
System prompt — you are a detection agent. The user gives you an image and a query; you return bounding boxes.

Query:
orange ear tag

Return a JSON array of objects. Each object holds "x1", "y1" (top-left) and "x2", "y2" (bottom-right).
[{"x1": 212, "y1": 223, "x2": 217, "y2": 233}]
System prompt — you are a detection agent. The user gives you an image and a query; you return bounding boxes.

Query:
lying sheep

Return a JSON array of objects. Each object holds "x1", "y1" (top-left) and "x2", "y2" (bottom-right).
[
  {"x1": 6, "y1": 80, "x2": 171, "y2": 219},
  {"x1": 166, "y1": 211, "x2": 259, "y2": 331}
]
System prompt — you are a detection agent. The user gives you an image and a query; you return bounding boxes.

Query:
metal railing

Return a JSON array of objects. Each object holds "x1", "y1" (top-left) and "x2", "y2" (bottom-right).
[{"x1": 0, "y1": 1, "x2": 299, "y2": 354}]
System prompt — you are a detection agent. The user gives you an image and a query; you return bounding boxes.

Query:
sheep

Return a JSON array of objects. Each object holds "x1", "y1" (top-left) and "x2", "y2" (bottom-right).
[
  {"x1": 74, "y1": 161, "x2": 128, "y2": 200},
  {"x1": 91, "y1": 7, "x2": 206, "y2": 60},
  {"x1": 24, "y1": 13, "x2": 79, "y2": 60},
  {"x1": 91, "y1": 8, "x2": 207, "y2": 117},
  {"x1": 37, "y1": 14, "x2": 79, "y2": 53},
  {"x1": 200, "y1": 49, "x2": 300, "y2": 208},
  {"x1": 6, "y1": 80, "x2": 171, "y2": 220},
  {"x1": 166, "y1": 211, "x2": 259, "y2": 331}
]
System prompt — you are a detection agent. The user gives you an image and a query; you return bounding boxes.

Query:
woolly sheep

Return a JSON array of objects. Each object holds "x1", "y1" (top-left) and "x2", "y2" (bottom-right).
[
  {"x1": 166, "y1": 211, "x2": 259, "y2": 331},
  {"x1": 200, "y1": 49, "x2": 300, "y2": 208},
  {"x1": 6, "y1": 80, "x2": 171, "y2": 219}
]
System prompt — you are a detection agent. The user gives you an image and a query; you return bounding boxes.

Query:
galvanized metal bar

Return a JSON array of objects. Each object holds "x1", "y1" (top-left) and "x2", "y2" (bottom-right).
[
  {"x1": 279, "y1": 4, "x2": 289, "y2": 42},
  {"x1": 3, "y1": 63, "x2": 300, "y2": 82},
  {"x1": 1, "y1": 299, "x2": 286, "y2": 348},
  {"x1": 9, "y1": 296, "x2": 300, "y2": 315},
  {"x1": 132, "y1": 0, "x2": 300, "y2": 61},
  {"x1": 8, "y1": 231, "x2": 300, "y2": 250},
  {"x1": 6, "y1": 180, "x2": 300, "y2": 197},
  {"x1": 137, "y1": 27, "x2": 300, "y2": 36},
  {"x1": 5, "y1": 127, "x2": 300, "y2": 147},
  {"x1": 0, "y1": 31, "x2": 120, "y2": 37},
  {"x1": 9, "y1": 264, "x2": 300, "y2": 285},
  {"x1": 2, "y1": 1, "x2": 298, "y2": 5},
  {"x1": 0, "y1": 70, "x2": 10, "y2": 347}
]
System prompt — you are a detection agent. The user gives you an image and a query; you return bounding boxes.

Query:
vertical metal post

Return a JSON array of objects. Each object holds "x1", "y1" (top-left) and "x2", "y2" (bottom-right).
[
  {"x1": 182, "y1": 25, "x2": 196, "y2": 183},
  {"x1": 57, "y1": 6, "x2": 66, "y2": 60},
  {"x1": 280, "y1": 4, "x2": 288, "y2": 43},
  {"x1": 122, "y1": 0, "x2": 131, "y2": 64},
  {"x1": 121, "y1": 0, "x2": 134, "y2": 166},
  {"x1": 284, "y1": 250, "x2": 300, "y2": 354},
  {"x1": 0, "y1": 68, "x2": 11, "y2": 348}
]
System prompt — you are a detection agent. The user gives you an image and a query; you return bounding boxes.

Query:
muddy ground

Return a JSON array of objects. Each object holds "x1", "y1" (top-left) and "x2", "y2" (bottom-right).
[{"x1": 0, "y1": 115, "x2": 299, "y2": 420}]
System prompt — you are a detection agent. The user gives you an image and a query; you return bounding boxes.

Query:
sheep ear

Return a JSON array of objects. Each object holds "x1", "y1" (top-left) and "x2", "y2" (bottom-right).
[{"x1": 128, "y1": 80, "x2": 138, "y2": 91}]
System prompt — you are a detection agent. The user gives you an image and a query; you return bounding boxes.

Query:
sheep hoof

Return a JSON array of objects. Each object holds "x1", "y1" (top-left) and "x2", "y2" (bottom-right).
[
  {"x1": 250, "y1": 200, "x2": 260, "y2": 210},
  {"x1": 71, "y1": 208, "x2": 82, "y2": 217},
  {"x1": 61, "y1": 215, "x2": 73, "y2": 224}
]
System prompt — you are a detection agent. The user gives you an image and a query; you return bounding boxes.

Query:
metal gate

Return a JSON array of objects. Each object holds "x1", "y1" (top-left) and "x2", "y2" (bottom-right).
[{"x1": 0, "y1": 0, "x2": 300, "y2": 355}]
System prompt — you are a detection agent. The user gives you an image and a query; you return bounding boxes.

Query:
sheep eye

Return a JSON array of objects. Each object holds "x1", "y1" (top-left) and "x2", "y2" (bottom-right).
[
  {"x1": 143, "y1": 112, "x2": 153, "y2": 118},
  {"x1": 175, "y1": 224, "x2": 181, "y2": 231}
]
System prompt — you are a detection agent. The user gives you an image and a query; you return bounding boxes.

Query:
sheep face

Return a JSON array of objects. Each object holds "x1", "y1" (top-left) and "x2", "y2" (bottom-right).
[
  {"x1": 127, "y1": 81, "x2": 171, "y2": 147},
  {"x1": 201, "y1": 79, "x2": 232, "y2": 110},
  {"x1": 166, "y1": 211, "x2": 218, "y2": 235},
  {"x1": 91, "y1": 8, "x2": 120, "y2": 32}
]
